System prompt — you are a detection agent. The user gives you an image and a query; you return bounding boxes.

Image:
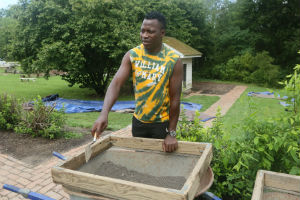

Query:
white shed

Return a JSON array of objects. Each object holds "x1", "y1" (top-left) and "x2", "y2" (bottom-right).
[{"x1": 163, "y1": 37, "x2": 202, "y2": 92}]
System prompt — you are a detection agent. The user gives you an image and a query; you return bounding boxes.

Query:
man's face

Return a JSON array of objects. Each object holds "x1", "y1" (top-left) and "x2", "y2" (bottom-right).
[{"x1": 140, "y1": 19, "x2": 165, "y2": 51}]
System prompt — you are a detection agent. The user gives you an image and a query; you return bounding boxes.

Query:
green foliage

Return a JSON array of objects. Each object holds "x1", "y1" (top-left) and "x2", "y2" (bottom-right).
[
  {"x1": 0, "y1": 16, "x2": 17, "y2": 60},
  {"x1": 7, "y1": 0, "x2": 204, "y2": 95},
  {"x1": 0, "y1": 93, "x2": 22, "y2": 130},
  {"x1": 244, "y1": 0, "x2": 300, "y2": 72},
  {"x1": 177, "y1": 110, "x2": 206, "y2": 142},
  {"x1": 217, "y1": 115, "x2": 299, "y2": 199},
  {"x1": 2, "y1": 0, "x2": 300, "y2": 86},
  {"x1": 177, "y1": 64, "x2": 300, "y2": 200},
  {"x1": 170, "y1": 0, "x2": 212, "y2": 66},
  {"x1": 279, "y1": 61, "x2": 300, "y2": 115},
  {"x1": 211, "y1": 51, "x2": 281, "y2": 87},
  {"x1": 200, "y1": 0, "x2": 300, "y2": 80},
  {"x1": 14, "y1": 96, "x2": 66, "y2": 139},
  {"x1": 179, "y1": 112, "x2": 299, "y2": 199}
]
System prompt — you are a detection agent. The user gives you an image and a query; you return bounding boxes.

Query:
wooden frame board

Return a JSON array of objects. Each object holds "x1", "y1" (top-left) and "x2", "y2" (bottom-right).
[
  {"x1": 52, "y1": 135, "x2": 212, "y2": 200},
  {"x1": 251, "y1": 170, "x2": 300, "y2": 200}
]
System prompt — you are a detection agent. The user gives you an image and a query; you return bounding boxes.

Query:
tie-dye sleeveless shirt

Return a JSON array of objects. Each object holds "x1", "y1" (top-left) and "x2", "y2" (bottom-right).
[{"x1": 129, "y1": 44, "x2": 180, "y2": 123}]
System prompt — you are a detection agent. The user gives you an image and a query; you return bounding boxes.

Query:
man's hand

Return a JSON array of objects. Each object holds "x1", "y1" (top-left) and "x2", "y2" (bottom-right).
[
  {"x1": 91, "y1": 116, "x2": 108, "y2": 139},
  {"x1": 163, "y1": 135, "x2": 178, "y2": 152}
]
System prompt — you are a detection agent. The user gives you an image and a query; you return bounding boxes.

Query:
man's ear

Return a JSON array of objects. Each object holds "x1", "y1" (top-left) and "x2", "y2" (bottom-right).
[{"x1": 161, "y1": 29, "x2": 166, "y2": 37}]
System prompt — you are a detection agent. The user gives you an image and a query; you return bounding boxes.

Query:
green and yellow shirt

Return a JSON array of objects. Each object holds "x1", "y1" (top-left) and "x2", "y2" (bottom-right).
[{"x1": 130, "y1": 44, "x2": 180, "y2": 123}]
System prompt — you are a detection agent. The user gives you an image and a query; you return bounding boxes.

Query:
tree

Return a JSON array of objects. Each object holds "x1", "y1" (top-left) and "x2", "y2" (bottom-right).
[
  {"x1": 0, "y1": 10, "x2": 17, "y2": 60},
  {"x1": 235, "y1": 0, "x2": 300, "y2": 73},
  {"x1": 208, "y1": 0, "x2": 300, "y2": 74},
  {"x1": 173, "y1": 0, "x2": 214, "y2": 69},
  {"x1": 10, "y1": 0, "x2": 140, "y2": 95},
  {"x1": 10, "y1": 0, "x2": 202, "y2": 95}
]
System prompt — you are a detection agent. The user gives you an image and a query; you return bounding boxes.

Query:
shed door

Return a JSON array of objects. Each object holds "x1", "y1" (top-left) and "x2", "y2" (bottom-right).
[{"x1": 183, "y1": 64, "x2": 187, "y2": 88}]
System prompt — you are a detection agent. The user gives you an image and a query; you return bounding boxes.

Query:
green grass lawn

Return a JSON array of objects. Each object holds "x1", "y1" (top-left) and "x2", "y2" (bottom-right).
[
  {"x1": 66, "y1": 112, "x2": 133, "y2": 131},
  {"x1": 0, "y1": 73, "x2": 134, "y2": 131},
  {"x1": 1, "y1": 73, "x2": 219, "y2": 133},
  {"x1": 222, "y1": 85, "x2": 287, "y2": 140},
  {"x1": 0, "y1": 74, "x2": 97, "y2": 100},
  {"x1": 3, "y1": 71, "x2": 286, "y2": 137}
]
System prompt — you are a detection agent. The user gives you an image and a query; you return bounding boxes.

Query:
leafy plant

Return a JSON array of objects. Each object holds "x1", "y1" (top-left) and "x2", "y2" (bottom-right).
[
  {"x1": 279, "y1": 61, "x2": 300, "y2": 115},
  {"x1": 14, "y1": 96, "x2": 66, "y2": 139},
  {"x1": 214, "y1": 114, "x2": 300, "y2": 199},
  {"x1": 177, "y1": 86, "x2": 299, "y2": 199},
  {"x1": 0, "y1": 93, "x2": 22, "y2": 130}
]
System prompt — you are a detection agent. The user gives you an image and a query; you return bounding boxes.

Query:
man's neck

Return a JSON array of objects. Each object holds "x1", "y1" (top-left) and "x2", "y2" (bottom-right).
[{"x1": 145, "y1": 43, "x2": 163, "y2": 55}]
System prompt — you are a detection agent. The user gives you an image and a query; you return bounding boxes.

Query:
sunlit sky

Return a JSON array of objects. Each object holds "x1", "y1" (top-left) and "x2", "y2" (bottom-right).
[{"x1": 0, "y1": 0, "x2": 18, "y2": 9}]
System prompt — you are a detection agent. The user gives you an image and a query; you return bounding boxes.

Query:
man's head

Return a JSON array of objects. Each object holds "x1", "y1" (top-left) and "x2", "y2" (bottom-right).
[
  {"x1": 144, "y1": 11, "x2": 166, "y2": 30},
  {"x1": 140, "y1": 11, "x2": 166, "y2": 53}
]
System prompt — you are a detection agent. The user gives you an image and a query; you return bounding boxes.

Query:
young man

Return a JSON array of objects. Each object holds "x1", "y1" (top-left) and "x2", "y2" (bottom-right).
[{"x1": 91, "y1": 11, "x2": 183, "y2": 152}]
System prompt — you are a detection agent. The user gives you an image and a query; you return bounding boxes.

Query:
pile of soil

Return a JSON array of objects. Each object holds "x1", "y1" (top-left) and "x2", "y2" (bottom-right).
[
  {"x1": 84, "y1": 161, "x2": 186, "y2": 190},
  {"x1": 0, "y1": 128, "x2": 111, "y2": 166},
  {"x1": 192, "y1": 82, "x2": 236, "y2": 95}
]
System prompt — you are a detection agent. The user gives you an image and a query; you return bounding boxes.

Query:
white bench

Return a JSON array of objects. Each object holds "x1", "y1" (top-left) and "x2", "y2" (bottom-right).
[{"x1": 20, "y1": 78, "x2": 36, "y2": 82}]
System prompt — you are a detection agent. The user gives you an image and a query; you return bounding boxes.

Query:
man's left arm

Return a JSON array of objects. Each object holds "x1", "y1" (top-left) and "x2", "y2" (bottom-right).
[{"x1": 163, "y1": 58, "x2": 183, "y2": 152}]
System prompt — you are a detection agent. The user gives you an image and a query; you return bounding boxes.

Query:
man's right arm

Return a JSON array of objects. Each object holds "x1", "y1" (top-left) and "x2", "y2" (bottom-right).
[{"x1": 91, "y1": 51, "x2": 132, "y2": 138}]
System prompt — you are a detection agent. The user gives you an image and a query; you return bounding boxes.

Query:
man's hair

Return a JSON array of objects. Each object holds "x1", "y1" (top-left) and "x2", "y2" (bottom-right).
[{"x1": 144, "y1": 11, "x2": 166, "y2": 30}]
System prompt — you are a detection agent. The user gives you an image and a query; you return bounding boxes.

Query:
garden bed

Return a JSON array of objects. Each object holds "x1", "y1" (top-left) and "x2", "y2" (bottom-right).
[
  {"x1": 0, "y1": 128, "x2": 111, "y2": 166},
  {"x1": 192, "y1": 82, "x2": 236, "y2": 95}
]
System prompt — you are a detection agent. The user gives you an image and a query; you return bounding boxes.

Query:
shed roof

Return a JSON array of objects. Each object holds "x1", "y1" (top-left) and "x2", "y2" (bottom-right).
[{"x1": 163, "y1": 36, "x2": 202, "y2": 58}]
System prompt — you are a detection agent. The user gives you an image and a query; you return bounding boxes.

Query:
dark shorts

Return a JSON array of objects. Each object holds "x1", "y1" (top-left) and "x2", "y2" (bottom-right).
[{"x1": 132, "y1": 116, "x2": 169, "y2": 139}]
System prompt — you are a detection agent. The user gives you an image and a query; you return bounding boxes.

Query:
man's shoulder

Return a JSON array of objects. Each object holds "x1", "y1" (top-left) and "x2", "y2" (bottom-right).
[
  {"x1": 130, "y1": 44, "x2": 143, "y2": 59},
  {"x1": 164, "y1": 43, "x2": 180, "y2": 60},
  {"x1": 163, "y1": 43, "x2": 180, "y2": 59},
  {"x1": 131, "y1": 44, "x2": 143, "y2": 52}
]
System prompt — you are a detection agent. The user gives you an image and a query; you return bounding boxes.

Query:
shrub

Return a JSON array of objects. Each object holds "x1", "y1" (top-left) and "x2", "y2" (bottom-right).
[
  {"x1": 177, "y1": 79, "x2": 300, "y2": 200},
  {"x1": 212, "y1": 114, "x2": 299, "y2": 199},
  {"x1": 246, "y1": 51, "x2": 281, "y2": 86},
  {"x1": 210, "y1": 63, "x2": 226, "y2": 80},
  {"x1": 211, "y1": 51, "x2": 281, "y2": 87},
  {"x1": 0, "y1": 93, "x2": 22, "y2": 130},
  {"x1": 14, "y1": 96, "x2": 66, "y2": 139}
]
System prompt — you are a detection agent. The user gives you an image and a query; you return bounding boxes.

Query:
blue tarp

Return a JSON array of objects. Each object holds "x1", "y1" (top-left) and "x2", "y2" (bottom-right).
[
  {"x1": 247, "y1": 91, "x2": 290, "y2": 99},
  {"x1": 279, "y1": 97, "x2": 294, "y2": 107},
  {"x1": 248, "y1": 91, "x2": 294, "y2": 107},
  {"x1": 247, "y1": 91, "x2": 274, "y2": 96},
  {"x1": 280, "y1": 101, "x2": 291, "y2": 107},
  {"x1": 44, "y1": 98, "x2": 203, "y2": 114}
]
